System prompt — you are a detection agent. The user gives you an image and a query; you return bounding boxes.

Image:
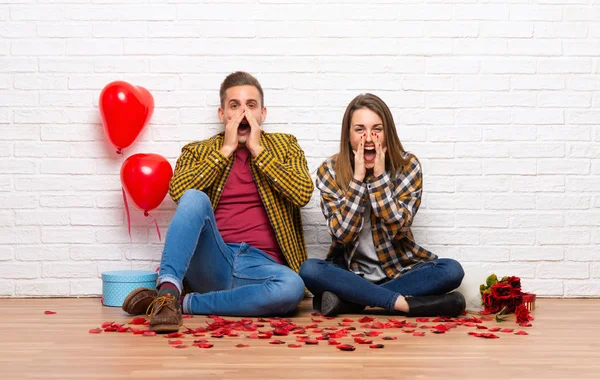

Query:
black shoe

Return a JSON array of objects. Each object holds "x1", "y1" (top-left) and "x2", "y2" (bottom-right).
[
  {"x1": 320, "y1": 291, "x2": 366, "y2": 317},
  {"x1": 405, "y1": 292, "x2": 466, "y2": 317},
  {"x1": 312, "y1": 295, "x2": 322, "y2": 312}
]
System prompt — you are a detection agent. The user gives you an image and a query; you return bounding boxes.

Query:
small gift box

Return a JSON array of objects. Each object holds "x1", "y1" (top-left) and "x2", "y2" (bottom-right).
[
  {"x1": 522, "y1": 292, "x2": 536, "y2": 311},
  {"x1": 101, "y1": 270, "x2": 157, "y2": 307}
]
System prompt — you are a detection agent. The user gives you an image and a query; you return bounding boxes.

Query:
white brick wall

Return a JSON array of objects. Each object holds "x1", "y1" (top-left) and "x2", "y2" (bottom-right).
[{"x1": 1, "y1": 1, "x2": 598, "y2": 298}]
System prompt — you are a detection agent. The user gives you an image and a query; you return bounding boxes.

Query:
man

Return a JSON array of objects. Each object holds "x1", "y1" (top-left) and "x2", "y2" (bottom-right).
[{"x1": 121, "y1": 72, "x2": 314, "y2": 333}]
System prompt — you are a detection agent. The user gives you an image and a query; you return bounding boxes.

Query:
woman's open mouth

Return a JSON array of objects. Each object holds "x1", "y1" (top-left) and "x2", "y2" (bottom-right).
[{"x1": 364, "y1": 147, "x2": 376, "y2": 162}]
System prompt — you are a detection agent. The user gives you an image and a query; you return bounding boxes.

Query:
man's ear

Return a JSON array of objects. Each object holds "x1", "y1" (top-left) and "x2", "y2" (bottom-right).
[
  {"x1": 261, "y1": 107, "x2": 267, "y2": 123},
  {"x1": 218, "y1": 107, "x2": 225, "y2": 124}
]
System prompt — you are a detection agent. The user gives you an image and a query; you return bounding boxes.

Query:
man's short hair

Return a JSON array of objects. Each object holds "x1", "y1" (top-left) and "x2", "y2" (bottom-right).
[{"x1": 219, "y1": 71, "x2": 264, "y2": 108}]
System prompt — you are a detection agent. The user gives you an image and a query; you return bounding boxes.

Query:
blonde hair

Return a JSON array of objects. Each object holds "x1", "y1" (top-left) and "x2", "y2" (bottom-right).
[{"x1": 219, "y1": 71, "x2": 264, "y2": 108}]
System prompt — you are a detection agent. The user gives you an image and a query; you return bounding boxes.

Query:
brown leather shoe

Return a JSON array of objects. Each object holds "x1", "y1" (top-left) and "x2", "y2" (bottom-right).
[
  {"x1": 122, "y1": 287, "x2": 158, "y2": 315},
  {"x1": 148, "y1": 294, "x2": 182, "y2": 333}
]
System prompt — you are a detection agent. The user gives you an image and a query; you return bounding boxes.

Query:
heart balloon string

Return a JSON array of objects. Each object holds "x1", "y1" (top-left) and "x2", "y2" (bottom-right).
[
  {"x1": 121, "y1": 188, "x2": 162, "y2": 242},
  {"x1": 144, "y1": 211, "x2": 162, "y2": 242},
  {"x1": 121, "y1": 187, "x2": 133, "y2": 241}
]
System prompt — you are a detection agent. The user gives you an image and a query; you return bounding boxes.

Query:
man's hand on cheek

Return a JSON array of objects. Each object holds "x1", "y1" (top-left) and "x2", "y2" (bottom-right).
[
  {"x1": 220, "y1": 109, "x2": 244, "y2": 158},
  {"x1": 245, "y1": 109, "x2": 263, "y2": 157}
]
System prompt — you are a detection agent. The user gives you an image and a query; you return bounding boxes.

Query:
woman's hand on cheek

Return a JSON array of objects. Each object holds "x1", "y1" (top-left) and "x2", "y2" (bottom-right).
[
  {"x1": 373, "y1": 134, "x2": 387, "y2": 178},
  {"x1": 353, "y1": 133, "x2": 366, "y2": 182}
]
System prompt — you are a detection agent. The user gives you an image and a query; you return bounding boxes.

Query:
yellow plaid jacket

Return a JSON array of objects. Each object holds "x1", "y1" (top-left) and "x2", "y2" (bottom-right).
[
  {"x1": 169, "y1": 131, "x2": 314, "y2": 273},
  {"x1": 316, "y1": 152, "x2": 437, "y2": 280}
]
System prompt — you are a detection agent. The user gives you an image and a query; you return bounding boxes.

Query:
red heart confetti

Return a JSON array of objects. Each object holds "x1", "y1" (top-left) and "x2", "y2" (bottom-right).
[
  {"x1": 129, "y1": 317, "x2": 146, "y2": 325},
  {"x1": 413, "y1": 332, "x2": 425, "y2": 337},
  {"x1": 44, "y1": 311, "x2": 57, "y2": 315},
  {"x1": 165, "y1": 332, "x2": 184, "y2": 338},
  {"x1": 336, "y1": 344, "x2": 356, "y2": 351},
  {"x1": 89, "y1": 328, "x2": 103, "y2": 334},
  {"x1": 273, "y1": 328, "x2": 289, "y2": 336},
  {"x1": 514, "y1": 331, "x2": 529, "y2": 335},
  {"x1": 288, "y1": 344, "x2": 302, "y2": 348},
  {"x1": 469, "y1": 332, "x2": 499, "y2": 339},
  {"x1": 369, "y1": 344, "x2": 385, "y2": 349}
]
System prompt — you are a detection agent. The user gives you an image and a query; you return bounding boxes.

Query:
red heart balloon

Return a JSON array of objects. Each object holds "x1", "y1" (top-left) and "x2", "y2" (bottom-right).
[
  {"x1": 100, "y1": 81, "x2": 154, "y2": 153},
  {"x1": 120, "y1": 154, "x2": 173, "y2": 212}
]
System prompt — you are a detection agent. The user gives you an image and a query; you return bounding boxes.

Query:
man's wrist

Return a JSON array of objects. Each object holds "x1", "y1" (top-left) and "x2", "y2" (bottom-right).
[
  {"x1": 219, "y1": 145, "x2": 235, "y2": 157},
  {"x1": 249, "y1": 145, "x2": 263, "y2": 158}
]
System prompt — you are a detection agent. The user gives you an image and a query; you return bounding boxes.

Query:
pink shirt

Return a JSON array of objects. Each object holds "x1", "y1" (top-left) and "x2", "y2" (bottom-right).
[{"x1": 214, "y1": 148, "x2": 285, "y2": 264}]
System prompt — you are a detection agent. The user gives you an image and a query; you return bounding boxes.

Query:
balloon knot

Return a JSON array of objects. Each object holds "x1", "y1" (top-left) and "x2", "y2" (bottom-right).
[
  {"x1": 144, "y1": 211, "x2": 149, "y2": 217},
  {"x1": 117, "y1": 148, "x2": 123, "y2": 155}
]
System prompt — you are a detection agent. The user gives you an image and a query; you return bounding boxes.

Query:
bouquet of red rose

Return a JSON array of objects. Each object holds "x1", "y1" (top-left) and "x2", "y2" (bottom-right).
[{"x1": 480, "y1": 274, "x2": 523, "y2": 315}]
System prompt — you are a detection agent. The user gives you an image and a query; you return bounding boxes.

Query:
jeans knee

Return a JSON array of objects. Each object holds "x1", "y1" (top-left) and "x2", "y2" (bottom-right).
[
  {"x1": 282, "y1": 274, "x2": 306, "y2": 304},
  {"x1": 269, "y1": 273, "x2": 305, "y2": 313},
  {"x1": 441, "y1": 258, "x2": 465, "y2": 289},
  {"x1": 178, "y1": 189, "x2": 211, "y2": 216},
  {"x1": 299, "y1": 259, "x2": 324, "y2": 284}
]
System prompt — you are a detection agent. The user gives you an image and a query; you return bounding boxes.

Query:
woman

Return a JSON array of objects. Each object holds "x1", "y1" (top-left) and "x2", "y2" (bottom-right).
[{"x1": 299, "y1": 94, "x2": 466, "y2": 317}]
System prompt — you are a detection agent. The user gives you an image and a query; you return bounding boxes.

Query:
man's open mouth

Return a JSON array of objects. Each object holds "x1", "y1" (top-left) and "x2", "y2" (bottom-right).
[{"x1": 238, "y1": 122, "x2": 250, "y2": 135}]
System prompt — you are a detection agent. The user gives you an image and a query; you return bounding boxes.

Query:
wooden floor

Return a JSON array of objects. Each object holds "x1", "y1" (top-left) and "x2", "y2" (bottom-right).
[{"x1": 0, "y1": 298, "x2": 598, "y2": 380}]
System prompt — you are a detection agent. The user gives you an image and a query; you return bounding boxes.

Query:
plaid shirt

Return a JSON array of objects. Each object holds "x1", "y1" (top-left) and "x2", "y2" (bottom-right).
[
  {"x1": 316, "y1": 152, "x2": 437, "y2": 279},
  {"x1": 169, "y1": 131, "x2": 314, "y2": 273}
]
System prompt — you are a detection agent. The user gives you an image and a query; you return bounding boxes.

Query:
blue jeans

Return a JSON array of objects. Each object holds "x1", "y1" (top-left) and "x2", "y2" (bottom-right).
[
  {"x1": 299, "y1": 258, "x2": 464, "y2": 311},
  {"x1": 158, "y1": 189, "x2": 305, "y2": 316}
]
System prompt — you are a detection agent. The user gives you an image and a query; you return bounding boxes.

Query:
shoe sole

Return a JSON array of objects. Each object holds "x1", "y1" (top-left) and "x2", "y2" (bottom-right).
[
  {"x1": 149, "y1": 320, "x2": 183, "y2": 334},
  {"x1": 121, "y1": 287, "x2": 156, "y2": 315},
  {"x1": 320, "y1": 291, "x2": 341, "y2": 317},
  {"x1": 453, "y1": 292, "x2": 467, "y2": 316}
]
